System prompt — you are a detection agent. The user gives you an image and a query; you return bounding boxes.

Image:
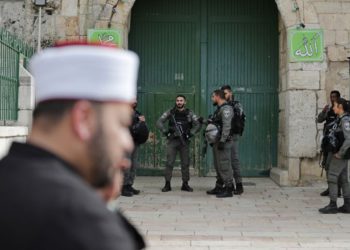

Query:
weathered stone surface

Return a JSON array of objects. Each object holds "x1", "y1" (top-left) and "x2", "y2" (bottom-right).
[
  {"x1": 324, "y1": 29, "x2": 335, "y2": 47},
  {"x1": 335, "y1": 30, "x2": 349, "y2": 46},
  {"x1": 65, "y1": 17, "x2": 79, "y2": 36},
  {"x1": 319, "y1": 14, "x2": 336, "y2": 30},
  {"x1": 313, "y1": 2, "x2": 342, "y2": 14},
  {"x1": 301, "y1": 157, "x2": 322, "y2": 178},
  {"x1": 320, "y1": 70, "x2": 326, "y2": 90},
  {"x1": 327, "y1": 46, "x2": 348, "y2": 62},
  {"x1": 287, "y1": 70, "x2": 320, "y2": 90},
  {"x1": 61, "y1": 0, "x2": 78, "y2": 17},
  {"x1": 287, "y1": 157, "x2": 301, "y2": 181},
  {"x1": 270, "y1": 167, "x2": 289, "y2": 186},
  {"x1": 303, "y1": 0, "x2": 319, "y2": 24},
  {"x1": 275, "y1": 0, "x2": 298, "y2": 28},
  {"x1": 325, "y1": 62, "x2": 350, "y2": 99},
  {"x1": 316, "y1": 90, "x2": 327, "y2": 111},
  {"x1": 302, "y1": 61, "x2": 327, "y2": 71},
  {"x1": 285, "y1": 91, "x2": 317, "y2": 158}
]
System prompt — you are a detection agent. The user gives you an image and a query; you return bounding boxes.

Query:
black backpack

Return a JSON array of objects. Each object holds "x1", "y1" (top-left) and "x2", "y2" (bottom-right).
[
  {"x1": 230, "y1": 101, "x2": 246, "y2": 136},
  {"x1": 130, "y1": 110, "x2": 149, "y2": 145}
]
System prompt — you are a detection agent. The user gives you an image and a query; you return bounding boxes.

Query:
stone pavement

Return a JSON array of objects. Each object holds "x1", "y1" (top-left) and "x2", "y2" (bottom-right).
[{"x1": 111, "y1": 177, "x2": 350, "y2": 250}]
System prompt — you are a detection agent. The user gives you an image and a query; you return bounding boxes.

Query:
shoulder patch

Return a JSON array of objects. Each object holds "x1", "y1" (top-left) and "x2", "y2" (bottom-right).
[
  {"x1": 345, "y1": 121, "x2": 350, "y2": 131},
  {"x1": 223, "y1": 109, "x2": 231, "y2": 118}
]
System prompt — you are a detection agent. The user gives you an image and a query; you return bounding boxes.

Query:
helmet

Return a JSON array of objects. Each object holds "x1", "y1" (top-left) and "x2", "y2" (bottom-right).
[{"x1": 205, "y1": 124, "x2": 219, "y2": 144}]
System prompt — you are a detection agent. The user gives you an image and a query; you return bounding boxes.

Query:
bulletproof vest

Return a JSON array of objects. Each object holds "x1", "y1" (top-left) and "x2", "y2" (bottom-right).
[
  {"x1": 324, "y1": 108, "x2": 337, "y2": 136},
  {"x1": 168, "y1": 108, "x2": 192, "y2": 134},
  {"x1": 212, "y1": 103, "x2": 230, "y2": 129},
  {"x1": 321, "y1": 116, "x2": 347, "y2": 153}
]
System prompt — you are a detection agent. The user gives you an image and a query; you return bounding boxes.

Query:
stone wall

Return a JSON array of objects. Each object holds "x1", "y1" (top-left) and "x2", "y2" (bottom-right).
[{"x1": 1, "y1": 0, "x2": 350, "y2": 185}]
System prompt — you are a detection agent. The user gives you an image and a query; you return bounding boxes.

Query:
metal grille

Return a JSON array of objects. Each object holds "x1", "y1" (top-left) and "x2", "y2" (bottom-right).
[{"x1": 0, "y1": 28, "x2": 35, "y2": 120}]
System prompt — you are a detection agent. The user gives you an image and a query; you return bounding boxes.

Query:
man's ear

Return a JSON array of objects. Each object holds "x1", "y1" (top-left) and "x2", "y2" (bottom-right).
[{"x1": 70, "y1": 101, "x2": 96, "y2": 141}]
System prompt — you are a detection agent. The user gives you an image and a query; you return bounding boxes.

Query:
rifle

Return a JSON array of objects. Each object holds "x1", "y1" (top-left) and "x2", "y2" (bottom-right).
[
  {"x1": 201, "y1": 131, "x2": 208, "y2": 158},
  {"x1": 171, "y1": 113, "x2": 186, "y2": 145}
]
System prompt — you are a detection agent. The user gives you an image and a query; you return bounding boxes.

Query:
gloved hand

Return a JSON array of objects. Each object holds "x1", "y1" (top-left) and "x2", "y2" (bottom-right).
[
  {"x1": 163, "y1": 131, "x2": 170, "y2": 138},
  {"x1": 209, "y1": 143, "x2": 214, "y2": 147},
  {"x1": 197, "y1": 117, "x2": 204, "y2": 124},
  {"x1": 218, "y1": 141, "x2": 225, "y2": 150}
]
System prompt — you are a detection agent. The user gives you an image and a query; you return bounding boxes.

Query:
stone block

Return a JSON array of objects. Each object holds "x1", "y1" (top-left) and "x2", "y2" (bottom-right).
[
  {"x1": 327, "y1": 46, "x2": 348, "y2": 62},
  {"x1": 278, "y1": 133, "x2": 287, "y2": 158},
  {"x1": 279, "y1": 92, "x2": 286, "y2": 111},
  {"x1": 6, "y1": 110, "x2": 32, "y2": 128},
  {"x1": 278, "y1": 110, "x2": 285, "y2": 133},
  {"x1": 324, "y1": 30, "x2": 335, "y2": 47},
  {"x1": 61, "y1": 0, "x2": 78, "y2": 17},
  {"x1": 270, "y1": 167, "x2": 289, "y2": 187},
  {"x1": 287, "y1": 71, "x2": 320, "y2": 90},
  {"x1": 65, "y1": 17, "x2": 79, "y2": 36},
  {"x1": 286, "y1": 117, "x2": 317, "y2": 158},
  {"x1": 316, "y1": 90, "x2": 327, "y2": 110},
  {"x1": 286, "y1": 90, "x2": 317, "y2": 118},
  {"x1": 288, "y1": 63, "x2": 302, "y2": 71},
  {"x1": 55, "y1": 16, "x2": 66, "y2": 38},
  {"x1": 344, "y1": 3, "x2": 350, "y2": 13},
  {"x1": 99, "y1": 3, "x2": 113, "y2": 21},
  {"x1": 313, "y1": 2, "x2": 342, "y2": 13},
  {"x1": 18, "y1": 85, "x2": 35, "y2": 110},
  {"x1": 319, "y1": 14, "x2": 336, "y2": 30},
  {"x1": 301, "y1": 157, "x2": 322, "y2": 177},
  {"x1": 275, "y1": 0, "x2": 298, "y2": 28},
  {"x1": 302, "y1": 61, "x2": 327, "y2": 71},
  {"x1": 79, "y1": 15, "x2": 87, "y2": 36},
  {"x1": 287, "y1": 157, "x2": 300, "y2": 181},
  {"x1": 0, "y1": 126, "x2": 28, "y2": 137},
  {"x1": 335, "y1": 31, "x2": 349, "y2": 46},
  {"x1": 303, "y1": 1, "x2": 319, "y2": 24},
  {"x1": 320, "y1": 71, "x2": 326, "y2": 90}
]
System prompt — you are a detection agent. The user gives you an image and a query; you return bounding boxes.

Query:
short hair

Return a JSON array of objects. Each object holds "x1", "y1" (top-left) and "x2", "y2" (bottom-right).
[
  {"x1": 212, "y1": 89, "x2": 225, "y2": 100},
  {"x1": 335, "y1": 98, "x2": 349, "y2": 112},
  {"x1": 33, "y1": 100, "x2": 102, "y2": 123},
  {"x1": 330, "y1": 90, "x2": 341, "y2": 98},
  {"x1": 176, "y1": 94, "x2": 186, "y2": 100},
  {"x1": 220, "y1": 85, "x2": 232, "y2": 92}
]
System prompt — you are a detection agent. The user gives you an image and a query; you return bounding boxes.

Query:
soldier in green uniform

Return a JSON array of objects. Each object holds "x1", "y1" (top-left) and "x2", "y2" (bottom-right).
[
  {"x1": 319, "y1": 98, "x2": 350, "y2": 214},
  {"x1": 206, "y1": 89, "x2": 235, "y2": 198},
  {"x1": 156, "y1": 95, "x2": 201, "y2": 192}
]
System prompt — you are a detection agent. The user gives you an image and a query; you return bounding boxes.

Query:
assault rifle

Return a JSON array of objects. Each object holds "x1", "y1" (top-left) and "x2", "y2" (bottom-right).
[{"x1": 171, "y1": 113, "x2": 186, "y2": 145}]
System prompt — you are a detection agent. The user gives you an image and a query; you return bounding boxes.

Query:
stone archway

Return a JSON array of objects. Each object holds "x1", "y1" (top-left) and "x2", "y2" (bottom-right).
[{"x1": 272, "y1": 0, "x2": 326, "y2": 186}]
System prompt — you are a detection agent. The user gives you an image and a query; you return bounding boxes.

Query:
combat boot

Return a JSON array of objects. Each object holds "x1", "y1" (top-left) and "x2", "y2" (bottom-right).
[
  {"x1": 216, "y1": 183, "x2": 233, "y2": 198},
  {"x1": 121, "y1": 185, "x2": 133, "y2": 197},
  {"x1": 319, "y1": 201, "x2": 338, "y2": 214},
  {"x1": 320, "y1": 188, "x2": 329, "y2": 196},
  {"x1": 161, "y1": 181, "x2": 171, "y2": 192},
  {"x1": 129, "y1": 185, "x2": 140, "y2": 195},
  {"x1": 181, "y1": 181, "x2": 193, "y2": 192},
  {"x1": 206, "y1": 185, "x2": 223, "y2": 195},
  {"x1": 338, "y1": 199, "x2": 350, "y2": 213},
  {"x1": 235, "y1": 182, "x2": 244, "y2": 195}
]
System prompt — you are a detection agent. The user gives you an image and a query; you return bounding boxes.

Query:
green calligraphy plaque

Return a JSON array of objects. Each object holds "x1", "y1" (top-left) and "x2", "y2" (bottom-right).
[
  {"x1": 87, "y1": 29, "x2": 122, "y2": 47},
  {"x1": 288, "y1": 29, "x2": 324, "y2": 62}
]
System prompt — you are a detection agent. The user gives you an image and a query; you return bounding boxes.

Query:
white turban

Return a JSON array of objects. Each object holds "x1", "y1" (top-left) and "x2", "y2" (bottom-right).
[{"x1": 30, "y1": 44, "x2": 139, "y2": 104}]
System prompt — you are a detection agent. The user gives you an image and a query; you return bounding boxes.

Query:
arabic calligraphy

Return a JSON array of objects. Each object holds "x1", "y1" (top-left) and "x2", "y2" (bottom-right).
[
  {"x1": 294, "y1": 33, "x2": 320, "y2": 58},
  {"x1": 98, "y1": 33, "x2": 115, "y2": 44}
]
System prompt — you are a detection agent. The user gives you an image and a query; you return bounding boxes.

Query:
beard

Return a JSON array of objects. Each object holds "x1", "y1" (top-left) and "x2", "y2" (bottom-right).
[
  {"x1": 212, "y1": 101, "x2": 218, "y2": 106},
  {"x1": 176, "y1": 103, "x2": 184, "y2": 109},
  {"x1": 87, "y1": 122, "x2": 114, "y2": 188}
]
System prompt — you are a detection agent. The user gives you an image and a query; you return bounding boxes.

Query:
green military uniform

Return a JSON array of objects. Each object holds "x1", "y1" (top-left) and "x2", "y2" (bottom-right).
[{"x1": 156, "y1": 107, "x2": 201, "y2": 189}]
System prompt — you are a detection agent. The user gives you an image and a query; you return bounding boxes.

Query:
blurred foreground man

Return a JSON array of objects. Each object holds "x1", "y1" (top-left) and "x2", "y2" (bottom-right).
[{"x1": 0, "y1": 43, "x2": 145, "y2": 249}]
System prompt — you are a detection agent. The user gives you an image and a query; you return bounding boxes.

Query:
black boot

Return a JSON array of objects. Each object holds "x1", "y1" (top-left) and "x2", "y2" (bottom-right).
[
  {"x1": 181, "y1": 181, "x2": 193, "y2": 192},
  {"x1": 206, "y1": 185, "x2": 223, "y2": 195},
  {"x1": 216, "y1": 184, "x2": 233, "y2": 198},
  {"x1": 161, "y1": 181, "x2": 171, "y2": 192},
  {"x1": 121, "y1": 185, "x2": 133, "y2": 197},
  {"x1": 320, "y1": 188, "x2": 329, "y2": 196},
  {"x1": 319, "y1": 200, "x2": 338, "y2": 214},
  {"x1": 129, "y1": 185, "x2": 140, "y2": 195},
  {"x1": 235, "y1": 182, "x2": 244, "y2": 195},
  {"x1": 338, "y1": 198, "x2": 350, "y2": 213}
]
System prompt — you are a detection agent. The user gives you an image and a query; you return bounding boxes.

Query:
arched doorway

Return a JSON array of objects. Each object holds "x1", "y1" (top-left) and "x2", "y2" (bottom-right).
[{"x1": 129, "y1": 0, "x2": 279, "y2": 177}]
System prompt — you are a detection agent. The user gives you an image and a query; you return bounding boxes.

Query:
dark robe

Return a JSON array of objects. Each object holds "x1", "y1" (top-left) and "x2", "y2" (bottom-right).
[{"x1": 0, "y1": 142, "x2": 145, "y2": 250}]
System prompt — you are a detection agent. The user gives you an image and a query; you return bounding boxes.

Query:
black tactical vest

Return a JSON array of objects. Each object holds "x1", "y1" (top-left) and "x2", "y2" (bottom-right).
[{"x1": 168, "y1": 108, "x2": 192, "y2": 134}]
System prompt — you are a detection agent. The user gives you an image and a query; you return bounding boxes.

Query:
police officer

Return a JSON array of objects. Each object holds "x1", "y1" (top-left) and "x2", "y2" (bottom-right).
[
  {"x1": 206, "y1": 89, "x2": 234, "y2": 198},
  {"x1": 221, "y1": 85, "x2": 244, "y2": 195},
  {"x1": 156, "y1": 95, "x2": 201, "y2": 192},
  {"x1": 319, "y1": 98, "x2": 350, "y2": 214},
  {"x1": 122, "y1": 101, "x2": 148, "y2": 197},
  {"x1": 317, "y1": 90, "x2": 341, "y2": 196}
]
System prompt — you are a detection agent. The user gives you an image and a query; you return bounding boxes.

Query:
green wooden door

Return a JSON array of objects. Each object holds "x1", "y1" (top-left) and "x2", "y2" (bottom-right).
[
  {"x1": 204, "y1": 0, "x2": 279, "y2": 176},
  {"x1": 130, "y1": 0, "x2": 278, "y2": 176},
  {"x1": 129, "y1": 0, "x2": 201, "y2": 175}
]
